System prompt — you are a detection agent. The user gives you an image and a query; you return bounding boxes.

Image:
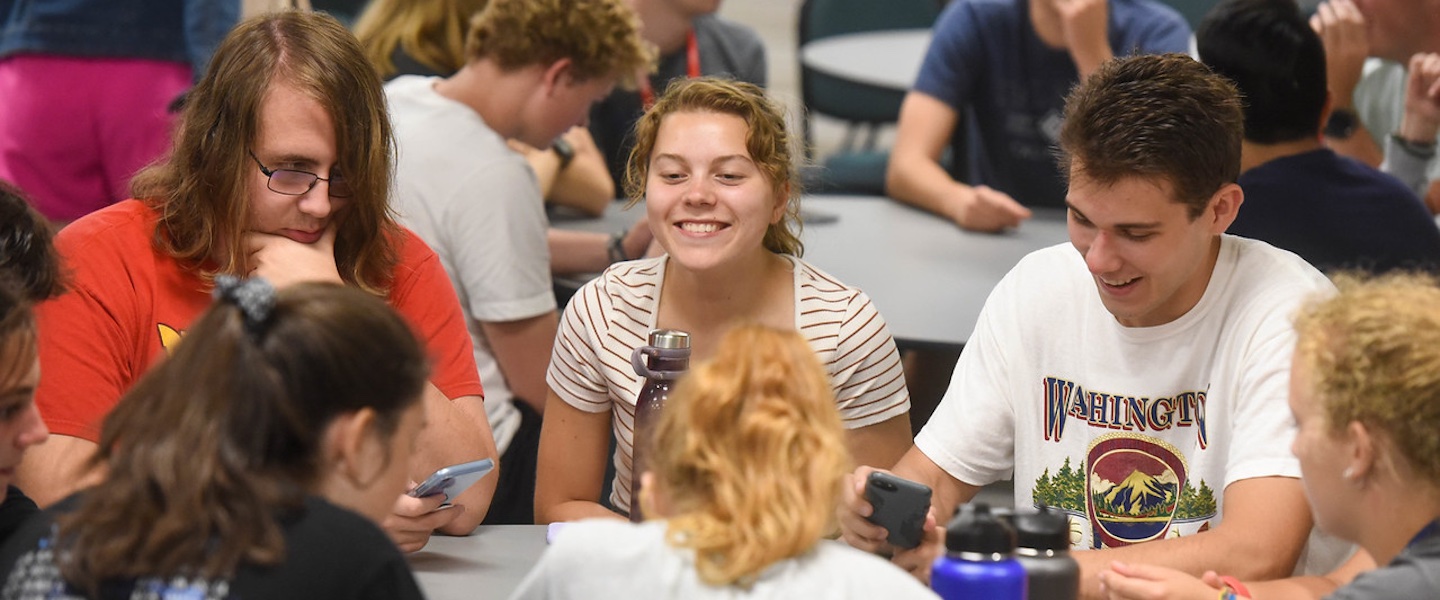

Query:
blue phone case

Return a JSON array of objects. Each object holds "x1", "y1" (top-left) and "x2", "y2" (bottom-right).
[{"x1": 409, "y1": 457, "x2": 495, "y2": 505}]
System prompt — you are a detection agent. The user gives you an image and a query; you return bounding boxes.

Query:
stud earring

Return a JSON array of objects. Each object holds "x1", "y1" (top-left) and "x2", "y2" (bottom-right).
[{"x1": 1342, "y1": 467, "x2": 1355, "y2": 480}]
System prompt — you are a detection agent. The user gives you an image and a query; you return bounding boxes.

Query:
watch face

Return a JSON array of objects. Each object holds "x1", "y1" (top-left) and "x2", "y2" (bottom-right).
[
  {"x1": 1325, "y1": 108, "x2": 1358, "y2": 139},
  {"x1": 551, "y1": 138, "x2": 576, "y2": 168}
]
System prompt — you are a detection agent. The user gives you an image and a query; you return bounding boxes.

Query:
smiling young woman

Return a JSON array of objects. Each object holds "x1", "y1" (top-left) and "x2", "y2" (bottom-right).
[{"x1": 534, "y1": 77, "x2": 915, "y2": 524}]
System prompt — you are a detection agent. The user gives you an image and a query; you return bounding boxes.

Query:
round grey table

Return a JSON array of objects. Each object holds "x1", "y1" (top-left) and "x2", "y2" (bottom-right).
[
  {"x1": 409, "y1": 525, "x2": 548, "y2": 599},
  {"x1": 799, "y1": 29, "x2": 933, "y2": 92},
  {"x1": 552, "y1": 195, "x2": 1070, "y2": 351}
]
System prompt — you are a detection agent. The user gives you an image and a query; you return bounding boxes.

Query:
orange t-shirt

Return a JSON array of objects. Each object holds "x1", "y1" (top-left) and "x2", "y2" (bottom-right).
[{"x1": 36, "y1": 200, "x2": 484, "y2": 442}]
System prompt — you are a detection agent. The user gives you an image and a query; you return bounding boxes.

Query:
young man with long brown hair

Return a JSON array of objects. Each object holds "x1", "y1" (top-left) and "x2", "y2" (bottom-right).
[{"x1": 20, "y1": 10, "x2": 498, "y2": 552}]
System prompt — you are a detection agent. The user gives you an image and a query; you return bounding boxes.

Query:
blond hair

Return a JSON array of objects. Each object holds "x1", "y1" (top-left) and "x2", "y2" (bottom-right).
[
  {"x1": 1293, "y1": 272, "x2": 1440, "y2": 486},
  {"x1": 644, "y1": 324, "x2": 849, "y2": 586},
  {"x1": 354, "y1": 0, "x2": 490, "y2": 78},
  {"x1": 625, "y1": 77, "x2": 804, "y2": 256},
  {"x1": 463, "y1": 0, "x2": 651, "y2": 83}
]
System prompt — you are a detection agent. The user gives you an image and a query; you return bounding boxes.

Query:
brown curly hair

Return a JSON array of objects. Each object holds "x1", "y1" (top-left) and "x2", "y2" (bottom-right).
[
  {"x1": 463, "y1": 0, "x2": 652, "y2": 84},
  {"x1": 624, "y1": 77, "x2": 804, "y2": 256}
]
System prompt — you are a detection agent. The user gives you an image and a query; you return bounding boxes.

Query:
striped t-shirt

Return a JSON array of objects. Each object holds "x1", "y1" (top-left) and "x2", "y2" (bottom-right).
[{"x1": 546, "y1": 255, "x2": 911, "y2": 513}]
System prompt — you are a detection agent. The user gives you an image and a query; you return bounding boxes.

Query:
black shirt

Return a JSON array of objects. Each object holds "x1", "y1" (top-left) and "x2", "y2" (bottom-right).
[{"x1": 0, "y1": 494, "x2": 424, "y2": 599}]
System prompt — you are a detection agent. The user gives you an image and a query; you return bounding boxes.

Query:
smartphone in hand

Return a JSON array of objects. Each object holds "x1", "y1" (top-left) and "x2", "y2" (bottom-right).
[
  {"x1": 408, "y1": 458, "x2": 495, "y2": 506},
  {"x1": 864, "y1": 471, "x2": 932, "y2": 549}
]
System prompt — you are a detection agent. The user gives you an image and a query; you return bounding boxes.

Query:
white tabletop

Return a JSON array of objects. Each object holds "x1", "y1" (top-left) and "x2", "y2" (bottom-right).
[
  {"x1": 410, "y1": 525, "x2": 548, "y2": 599},
  {"x1": 799, "y1": 29, "x2": 932, "y2": 92},
  {"x1": 552, "y1": 195, "x2": 1070, "y2": 350}
]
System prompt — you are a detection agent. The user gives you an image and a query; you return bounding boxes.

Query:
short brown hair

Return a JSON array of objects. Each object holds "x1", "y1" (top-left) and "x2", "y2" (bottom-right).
[
  {"x1": 464, "y1": 0, "x2": 651, "y2": 83},
  {"x1": 625, "y1": 78, "x2": 804, "y2": 256},
  {"x1": 1058, "y1": 53, "x2": 1243, "y2": 219},
  {"x1": 133, "y1": 11, "x2": 400, "y2": 294}
]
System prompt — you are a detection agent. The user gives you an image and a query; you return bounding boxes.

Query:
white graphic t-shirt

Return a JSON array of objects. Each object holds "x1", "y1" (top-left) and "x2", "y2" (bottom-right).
[{"x1": 917, "y1": 236, "x2": 1348, "y2": 572}]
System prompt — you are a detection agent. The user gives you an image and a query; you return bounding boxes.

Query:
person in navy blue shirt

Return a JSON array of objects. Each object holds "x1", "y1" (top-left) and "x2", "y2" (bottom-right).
[
  {"x1": 886, "y1": 0, "x2": 1190, "y2": 232},
  {"x1": 1200, "y1": 0, "x2": 1440, "y2": 274}
]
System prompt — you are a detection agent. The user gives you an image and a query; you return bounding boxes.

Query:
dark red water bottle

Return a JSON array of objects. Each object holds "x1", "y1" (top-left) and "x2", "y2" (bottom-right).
[{"x1": 628, "y1": 329, "x2": 690, "y2": 522}]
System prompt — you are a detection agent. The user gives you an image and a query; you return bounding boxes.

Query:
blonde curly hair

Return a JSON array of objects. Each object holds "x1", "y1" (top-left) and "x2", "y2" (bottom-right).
[
  {"x1": 642, "y1": 323, "x2": 850, "y2": 587},
  {"x1": 1294, "y1": 272, "x2": 1440, "y2": 486}
]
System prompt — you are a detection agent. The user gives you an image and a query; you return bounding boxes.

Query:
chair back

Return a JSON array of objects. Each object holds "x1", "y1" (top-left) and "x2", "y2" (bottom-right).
[{"x1": 797, "y1": 0, "x2": 942, "y2": 138}]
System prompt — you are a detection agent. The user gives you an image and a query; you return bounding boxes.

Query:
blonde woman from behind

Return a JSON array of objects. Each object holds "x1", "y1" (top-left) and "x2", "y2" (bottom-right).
[{"x1": 512, "y1": 323, "x2": 936, "y2": 599}]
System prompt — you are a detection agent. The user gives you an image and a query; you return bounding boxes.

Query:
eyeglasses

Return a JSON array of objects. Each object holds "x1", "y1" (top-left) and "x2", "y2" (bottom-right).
[{"x1": 248, "y1": 151, "x2": 353, "y2": 198}]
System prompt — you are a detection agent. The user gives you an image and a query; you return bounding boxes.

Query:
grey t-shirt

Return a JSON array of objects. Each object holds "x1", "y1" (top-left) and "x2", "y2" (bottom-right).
[{"x1": 1326, "y1": 522, "x2": 1440, "y2": 600}]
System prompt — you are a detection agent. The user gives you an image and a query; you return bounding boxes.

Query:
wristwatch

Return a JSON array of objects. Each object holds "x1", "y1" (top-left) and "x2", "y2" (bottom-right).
[
  {"x1": 551, "y1": 137, "x2": 576, "y2": 170},
  {"x1": 1324, "y1": 108, "x2": 1359, "y2": 140}
]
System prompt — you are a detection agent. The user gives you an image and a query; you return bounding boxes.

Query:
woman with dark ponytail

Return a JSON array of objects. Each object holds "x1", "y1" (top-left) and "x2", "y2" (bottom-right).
[{"x1": 0, "y1": 278, "x2": 430, "y2": 598}]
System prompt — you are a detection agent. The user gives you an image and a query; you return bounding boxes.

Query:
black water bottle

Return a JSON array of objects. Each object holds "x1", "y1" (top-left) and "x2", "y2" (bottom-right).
[
  {"x1": 1013, "y1": 506, "x2": 1079, "y2": 600},
  {"x1": 628, "y1": 329, "x2": 690, "y2": 522}
]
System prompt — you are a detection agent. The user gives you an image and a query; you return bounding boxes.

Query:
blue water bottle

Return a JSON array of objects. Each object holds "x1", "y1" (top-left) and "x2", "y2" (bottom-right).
[{"x1": 931, "y1": 502, "x2": 1027, "y2": 600}]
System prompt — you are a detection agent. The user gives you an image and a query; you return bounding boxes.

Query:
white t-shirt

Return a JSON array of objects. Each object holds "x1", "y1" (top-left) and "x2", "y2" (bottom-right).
[
  {"x1": 917, "y1": 236, "x2": 1348, "y2": 572},
  {"x1": 509, "y1": 520, "x2": 939, "y2": 600},
  {"x1": 547, "y1": 255, "x2": 911, "y2": 513},
  {"x1": 386, "y1": 75, "x2": 556, "y2": 453}
]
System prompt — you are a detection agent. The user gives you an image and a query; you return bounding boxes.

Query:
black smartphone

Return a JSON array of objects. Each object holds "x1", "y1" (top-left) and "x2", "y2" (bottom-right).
[{"x1": 864, "y1": 471, "x2": 932, "y2": 549}]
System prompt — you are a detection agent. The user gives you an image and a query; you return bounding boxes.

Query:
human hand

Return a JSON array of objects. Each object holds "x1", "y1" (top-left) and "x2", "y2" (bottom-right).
[
  {"x1": 1054, "y1": 0, "x2": 1109, "y2": 70},
  {"x1": 890, "y1": 507, "x2": 943, "y2": 585},
  {"x1": 1400, "y1": 53, "x2": 1440, "y2": 142},
  {"x1": 1311, "y1": 0, "x2": 1369, "y2": 103},
  {"x1": 244, "y1": 222, "x2": 342, "y2": 288},
  {"x1": 948, "y1": 185, "x2": 1032, "y2": 232},
  {"x1": 558, "y1": 126, "x2": 596, "y2": 152},
  {"x1": 1097, "y1": 561, "x2": 1223, "y2": 600},
  {"x1": 837, "y1": 466, "x2": 893, "y2": 554},
  {"x1": 384, "y1": 489, "x2": 467, "y2": 553}
]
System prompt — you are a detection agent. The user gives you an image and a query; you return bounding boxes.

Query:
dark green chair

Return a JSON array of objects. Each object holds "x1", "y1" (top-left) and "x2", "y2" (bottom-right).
[{"x1": 798, "y1": 0, "x2": 944, "y2": 195}]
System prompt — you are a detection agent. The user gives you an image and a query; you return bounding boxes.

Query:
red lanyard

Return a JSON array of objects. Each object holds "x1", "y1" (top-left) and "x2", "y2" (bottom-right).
[{"x1": 639, "y1": 29, "x2": 700, "y2": 109}]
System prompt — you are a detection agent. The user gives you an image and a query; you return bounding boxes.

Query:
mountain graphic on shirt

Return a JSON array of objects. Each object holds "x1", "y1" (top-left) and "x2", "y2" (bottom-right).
[{"x1": 1099, "y1": 469, "x2": 1177, "y2": 517}]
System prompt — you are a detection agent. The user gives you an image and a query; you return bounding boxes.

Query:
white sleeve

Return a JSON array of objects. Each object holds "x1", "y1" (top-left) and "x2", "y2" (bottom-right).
[
  {"x1": 913, "y1": 274, "x2": 1020, "y2": 487},
  {"x1": 444, "y1": 165, "x2": 556, "y2": 322}
]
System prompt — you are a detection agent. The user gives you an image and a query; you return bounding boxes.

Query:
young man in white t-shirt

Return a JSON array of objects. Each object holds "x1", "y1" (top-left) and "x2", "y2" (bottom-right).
[{"x1": 839, "y1": 53, "x2": 1347, "y2": 595}]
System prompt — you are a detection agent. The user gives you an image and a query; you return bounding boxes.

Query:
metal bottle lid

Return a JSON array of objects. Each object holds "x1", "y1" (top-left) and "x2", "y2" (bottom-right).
[{"x1": 648, "y1": 329, "x2": 691, "y2": 349}]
